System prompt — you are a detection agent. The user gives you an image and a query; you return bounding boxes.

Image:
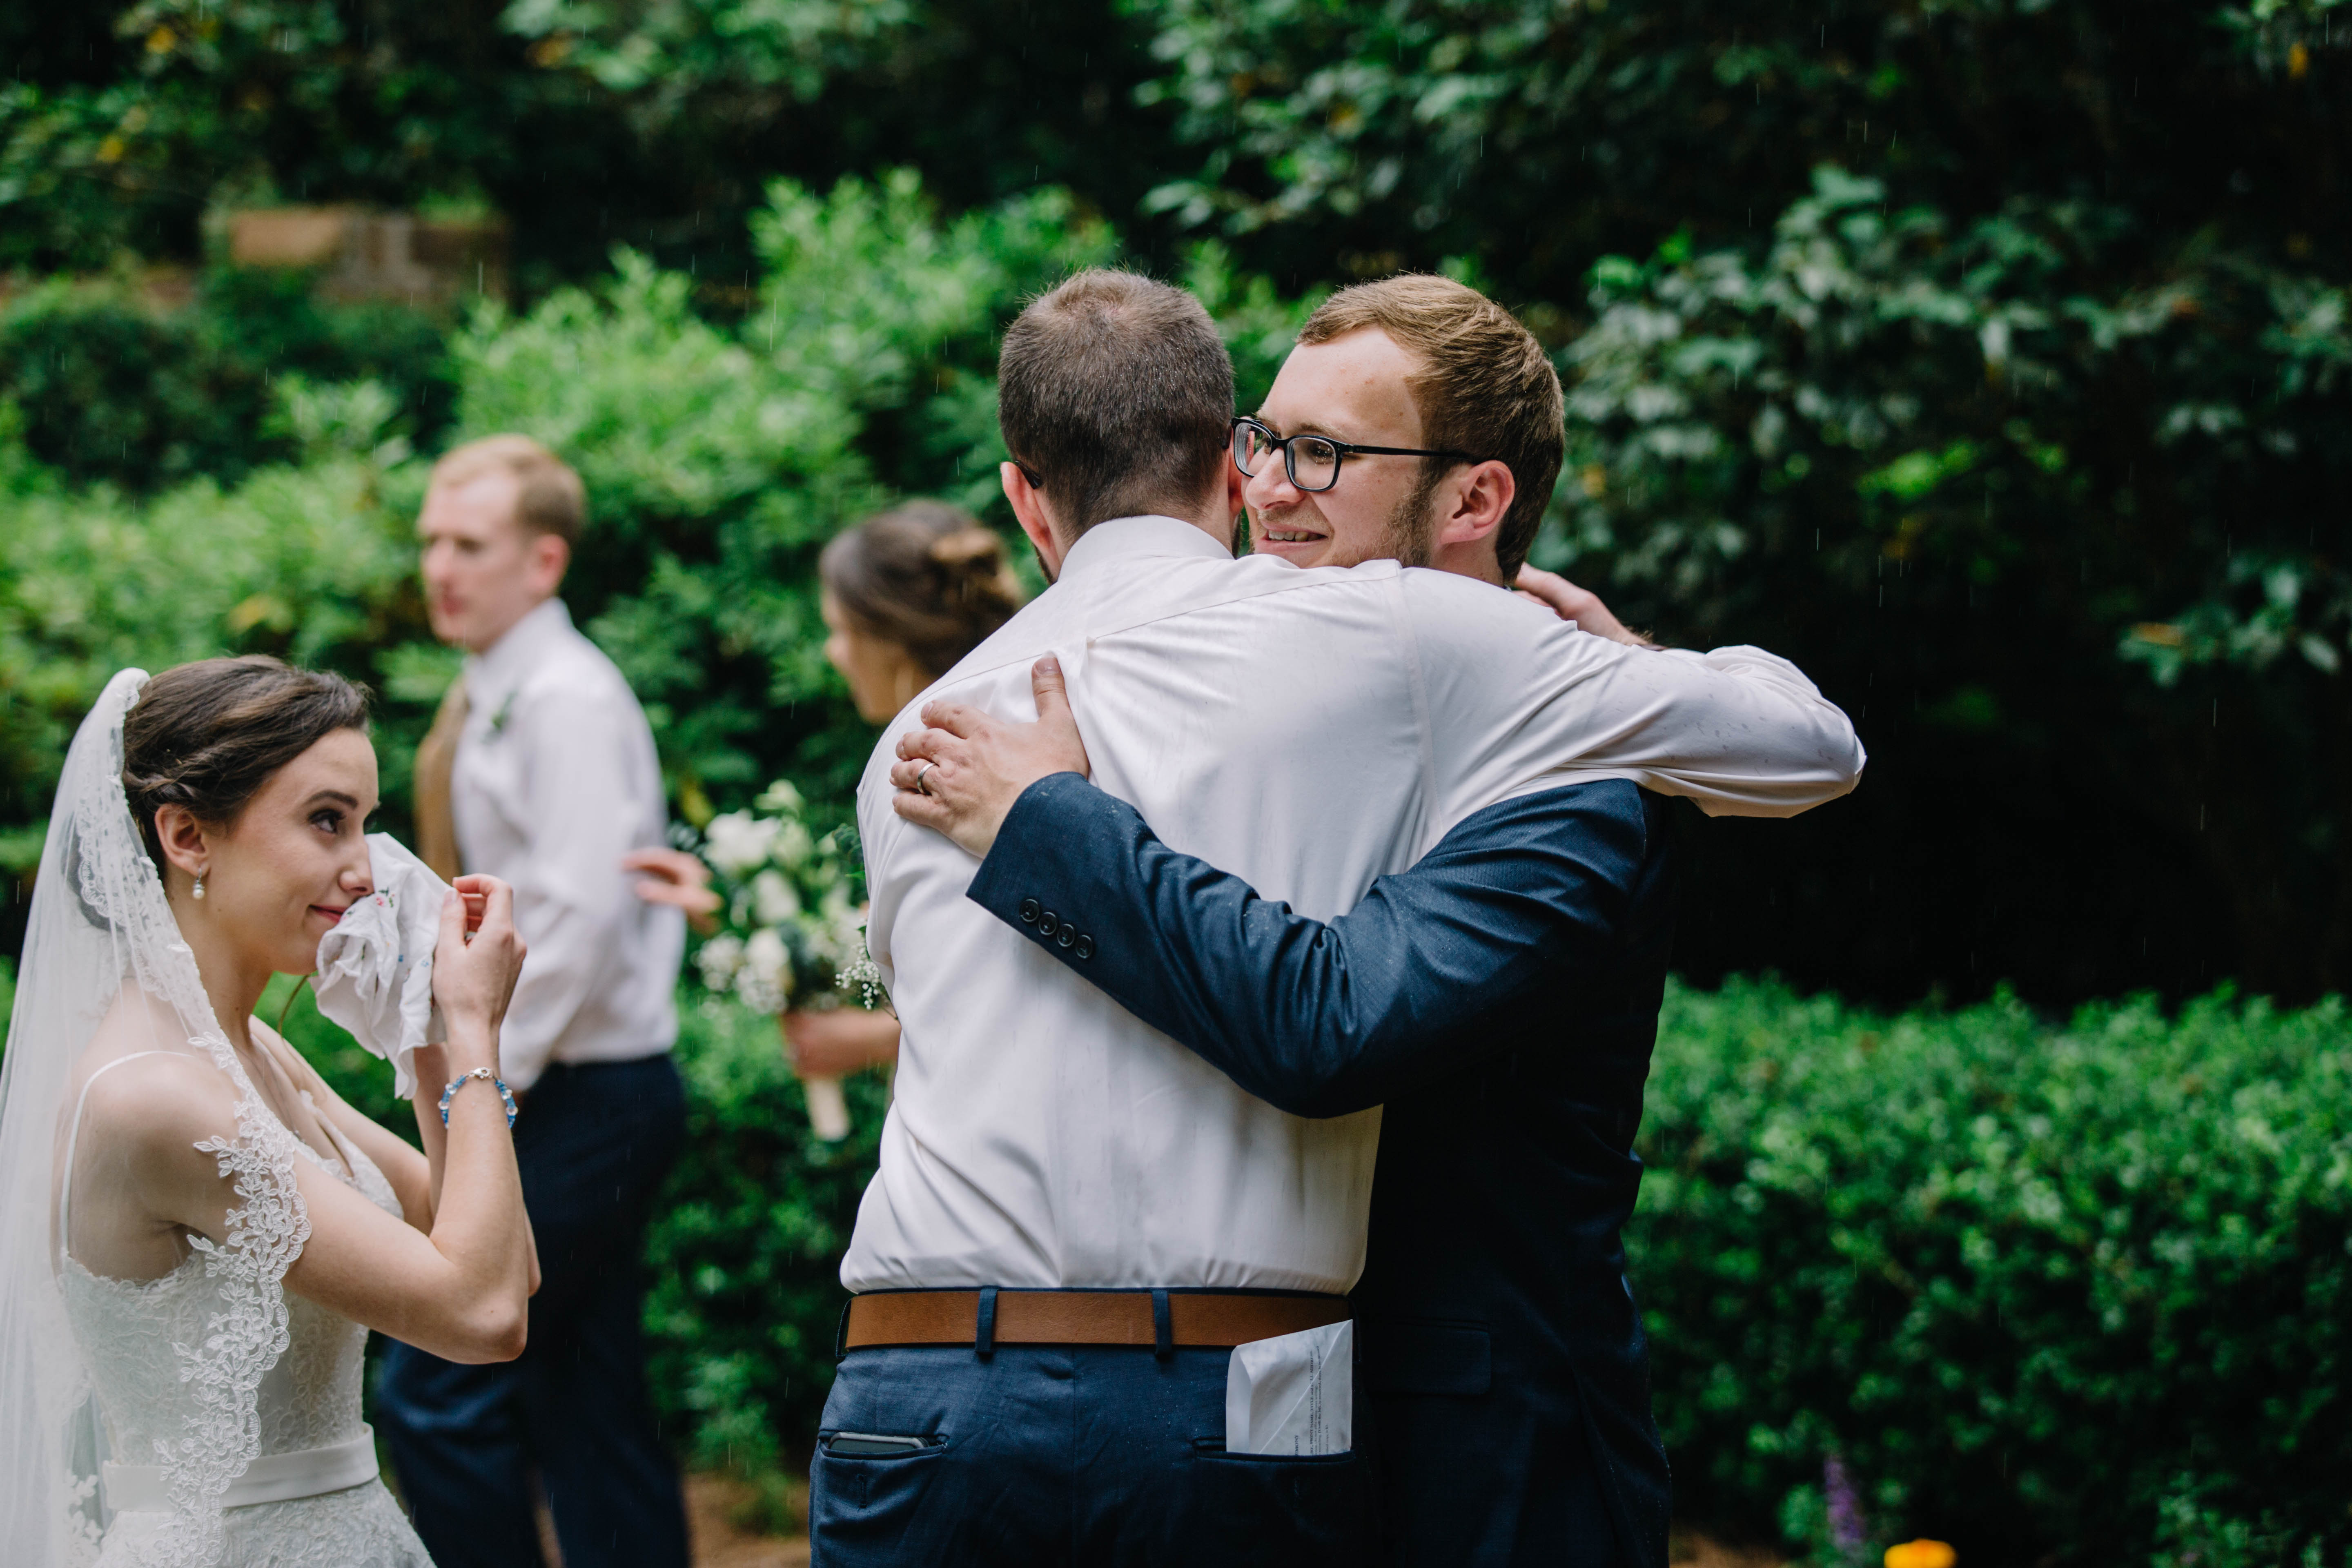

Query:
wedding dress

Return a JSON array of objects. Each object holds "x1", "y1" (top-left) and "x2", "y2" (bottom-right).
[{"x1": 0, "y1": 670, "x2": 430, "y2": 1568}]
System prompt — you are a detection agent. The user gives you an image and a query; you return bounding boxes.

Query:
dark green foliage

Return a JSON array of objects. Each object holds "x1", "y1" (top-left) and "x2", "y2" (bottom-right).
[
  {"x1": 1557, "y1": 164, "x2": 2352, "y2": 1004},
  {"x1": 0, "y1": 0, "x2": 1180, "y2": 293},
  {"x1": 0, "y1": 267, "x2": 455, "y2": 493},
  {"x1": 1635, "y1": 977, "x2": 2352, "y2": 1564},
  {"x1": 1136, "y1": 1, "x2": 2345, "y2": 314},
  {"x1": 638, "y1": 995, "x2": 889, "y2": 1477}
]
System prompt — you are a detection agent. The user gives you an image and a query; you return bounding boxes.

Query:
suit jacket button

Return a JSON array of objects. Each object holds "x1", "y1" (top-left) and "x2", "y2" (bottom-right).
[
  {"x1": 1056, "y1": 927, "x2": 1075, "y2": 949},
  {"x1": 1073, "y1": 934, "x2": 1094, "y2": 960},
  {"x1": 1038, "y1": 910, "x2": 1060, "y2": 937},
  {"x1": 1018, "y1": 898, "x2": 1041, "y2": 924}
]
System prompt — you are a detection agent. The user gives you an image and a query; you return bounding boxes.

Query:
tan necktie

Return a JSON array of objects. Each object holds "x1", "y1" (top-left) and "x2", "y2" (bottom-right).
[{"x1": 413, "y1": 675, "x2": 468, "y2": 882}]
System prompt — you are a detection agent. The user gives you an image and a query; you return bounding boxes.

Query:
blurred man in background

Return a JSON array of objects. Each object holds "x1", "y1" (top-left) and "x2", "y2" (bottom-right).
[{"x1": 381, "y1": 435, "x2": 691, "y2": 1568}]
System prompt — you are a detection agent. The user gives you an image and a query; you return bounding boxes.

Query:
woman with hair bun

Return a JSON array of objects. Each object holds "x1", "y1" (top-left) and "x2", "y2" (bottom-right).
[
  {"x1": 630, "y1": 501, "x2": 1026, "y2": 1081},
  {"x1": 815, "y1": 499, "x2": 1027, "y2": 722}
]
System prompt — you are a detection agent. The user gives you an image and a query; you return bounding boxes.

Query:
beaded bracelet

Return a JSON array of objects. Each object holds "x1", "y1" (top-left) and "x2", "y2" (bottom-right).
[{"x1": 439, "y1": 1066, "x2": 519, "y2": 1129}]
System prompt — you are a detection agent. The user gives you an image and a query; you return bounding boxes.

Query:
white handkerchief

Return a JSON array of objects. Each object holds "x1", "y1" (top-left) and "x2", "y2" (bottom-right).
[
  {"x1": 312, "y1": 834, "x2": 450, "y2": 1098},
  {"x1": 1224, "y1": 1319, "x2": 1353, "y2": 1456}
]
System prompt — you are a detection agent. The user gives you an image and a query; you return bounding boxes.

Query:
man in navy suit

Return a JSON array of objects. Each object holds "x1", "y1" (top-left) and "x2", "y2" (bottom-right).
[{"x1": 887, "y1": 275, "x2": 1862, "y2": 1565}]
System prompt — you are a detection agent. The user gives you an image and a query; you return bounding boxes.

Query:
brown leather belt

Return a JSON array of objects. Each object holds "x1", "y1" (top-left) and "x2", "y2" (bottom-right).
[{"x1": 842, "y1": 1289, "x2": 1349, "y2": 1352}]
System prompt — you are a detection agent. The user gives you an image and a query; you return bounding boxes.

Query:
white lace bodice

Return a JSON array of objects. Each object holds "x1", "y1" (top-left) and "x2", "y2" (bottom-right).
[{"x1": 59, "y1": 1101, "x2": 430, "y2": 1568}]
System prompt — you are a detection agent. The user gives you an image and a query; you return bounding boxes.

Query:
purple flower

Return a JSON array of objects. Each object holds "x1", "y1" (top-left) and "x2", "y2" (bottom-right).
[{"x1": 1825, "y1": 1454, "x2": 1869, "y2": 1555}]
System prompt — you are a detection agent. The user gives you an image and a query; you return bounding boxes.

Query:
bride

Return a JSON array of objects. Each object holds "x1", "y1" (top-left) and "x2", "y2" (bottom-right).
[{"x1": 0, "y1": 657, "x2": 537, "y2": 1567}]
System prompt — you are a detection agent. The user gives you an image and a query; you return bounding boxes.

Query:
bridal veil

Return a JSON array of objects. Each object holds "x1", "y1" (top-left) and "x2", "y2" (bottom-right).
[{"x1": 0, "y1": 670, "x2": 316, "y2": 1566}]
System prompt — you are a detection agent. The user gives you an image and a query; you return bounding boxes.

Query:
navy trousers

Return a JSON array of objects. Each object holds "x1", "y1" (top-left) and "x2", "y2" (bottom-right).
[
  {"x1": 811, "y1": 1341, "x2": 1380, "y2": 1567},
  {"x1": 375, "y1": 1055, "x2": 690, "y2": 1568}
]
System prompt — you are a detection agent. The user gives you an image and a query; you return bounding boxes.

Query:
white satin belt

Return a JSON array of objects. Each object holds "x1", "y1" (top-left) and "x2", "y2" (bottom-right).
[{"x1": 103, "y1": 1426, "x2": 380, "y2": 1514}]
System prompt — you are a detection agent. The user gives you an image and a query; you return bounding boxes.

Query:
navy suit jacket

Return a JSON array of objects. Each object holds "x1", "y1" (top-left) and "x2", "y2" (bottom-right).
[{"x1": 966, "y1": 774, "x2": 1677, "y2": 1568}]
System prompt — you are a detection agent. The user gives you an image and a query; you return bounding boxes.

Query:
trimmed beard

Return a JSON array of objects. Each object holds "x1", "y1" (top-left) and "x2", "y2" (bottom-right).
[{"x1": 1375, "y1": 462, "x2": 1448, "y2": 568}]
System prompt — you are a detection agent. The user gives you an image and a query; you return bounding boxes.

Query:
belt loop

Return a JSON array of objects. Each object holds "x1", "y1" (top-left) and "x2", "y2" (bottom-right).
[
  {"x1": 975, "y1": 1287, "x2": 998, "y2": 1360},
  {"x1": 1152, "y1": 1289, "x2": 1173, "y2": 1361},
  {"x1": 834, "y1": 1297, "x2": 854, "y2": 1363}
]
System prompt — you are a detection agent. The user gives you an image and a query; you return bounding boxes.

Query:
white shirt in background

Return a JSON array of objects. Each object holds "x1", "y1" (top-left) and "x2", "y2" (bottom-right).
[
  {"x1": 451, "y1": 597, "x2": 683, "y2": 1090},
  {"x1": 844, "y1": 513, "x2": 1864, "y2": 1296}
]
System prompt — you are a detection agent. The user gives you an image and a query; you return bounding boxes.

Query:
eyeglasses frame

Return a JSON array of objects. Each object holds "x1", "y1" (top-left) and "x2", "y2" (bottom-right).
[{"x1": 1229, "y1": 416, "x2": 1484, "y2": 494}]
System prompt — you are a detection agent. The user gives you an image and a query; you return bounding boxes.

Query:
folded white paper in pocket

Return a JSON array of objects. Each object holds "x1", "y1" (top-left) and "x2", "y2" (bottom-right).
[
  {"x1": 1224, "y1": 1319, "x2": 1352, "y2": 1456},
  {"x1": 312, "y1": 834, "x2": 450, "y2": 1098}
]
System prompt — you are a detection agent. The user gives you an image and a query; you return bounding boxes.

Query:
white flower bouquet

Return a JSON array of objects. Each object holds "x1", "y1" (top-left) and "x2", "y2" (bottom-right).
[{"x1": 686, "y1": 781, "x2": 883, "y2": 1139}]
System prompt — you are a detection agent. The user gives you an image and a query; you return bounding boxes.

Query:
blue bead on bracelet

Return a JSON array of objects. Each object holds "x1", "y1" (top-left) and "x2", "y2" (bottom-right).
[{"x1": 440, "y1": 1067, "x2": 518, "y2": 1128}]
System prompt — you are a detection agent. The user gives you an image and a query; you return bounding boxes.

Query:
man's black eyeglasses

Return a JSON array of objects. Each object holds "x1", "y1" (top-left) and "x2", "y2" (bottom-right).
[{"x1": 1230, "y1": 416, "x2": 1482, "y2": 494}]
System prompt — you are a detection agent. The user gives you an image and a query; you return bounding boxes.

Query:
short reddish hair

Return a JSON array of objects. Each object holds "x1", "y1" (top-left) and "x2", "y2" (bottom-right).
[{"x1": 428, "y1": 434, "x2": 586, "y2": 548}]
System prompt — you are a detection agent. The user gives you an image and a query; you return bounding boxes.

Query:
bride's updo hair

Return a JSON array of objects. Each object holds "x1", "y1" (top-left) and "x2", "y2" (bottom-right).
[
  {"x1": 122, "y1": 656, "x2": 371, "y2": 873},
  {"x1": 818, "y1": 500, "x2": 1025, "y2": 679}
]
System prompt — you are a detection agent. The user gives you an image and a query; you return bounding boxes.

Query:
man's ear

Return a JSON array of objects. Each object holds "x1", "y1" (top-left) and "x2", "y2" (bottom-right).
[
  {"x1": 1002, "y1": 462, "x2": 1066, "y2": 581},
  {"x1": 527, "y1": 531, "x2": 571, "y2": 595},
  {"x1": 1434, "y1": 459, "x2": 1514, "y2": 550},
  {"x1": 1428, "y1": 459, "x2": 1516, "y2": 584}
]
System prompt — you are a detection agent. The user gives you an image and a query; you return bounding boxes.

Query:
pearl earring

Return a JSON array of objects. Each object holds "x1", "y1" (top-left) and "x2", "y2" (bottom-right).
[{"x1": 192, "y1": 874, "x2": 206, "y2": 901}]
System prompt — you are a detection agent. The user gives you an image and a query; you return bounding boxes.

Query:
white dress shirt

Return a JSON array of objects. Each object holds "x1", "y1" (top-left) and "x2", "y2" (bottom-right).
[
  {"x1": 844, "y1": 515, "x2": 1864, "y2": 1295},
  {"x1": 451, "y1": 597, "x2": 684, "y2": 1090}
]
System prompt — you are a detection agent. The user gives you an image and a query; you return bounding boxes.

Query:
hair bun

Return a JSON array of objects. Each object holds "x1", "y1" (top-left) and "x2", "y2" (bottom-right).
[{"x1": 929, "y1": 528, "x2": 1005, "y2": 571}]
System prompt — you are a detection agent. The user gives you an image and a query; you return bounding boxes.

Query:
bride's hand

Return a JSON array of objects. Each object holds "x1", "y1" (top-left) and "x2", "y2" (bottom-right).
[
  {"x1": 889, "y1": 656, "x2": 1088, "y2": 858},
  {"x1": 432, "y1": 876, "x2": 525, "y2": 1060}
]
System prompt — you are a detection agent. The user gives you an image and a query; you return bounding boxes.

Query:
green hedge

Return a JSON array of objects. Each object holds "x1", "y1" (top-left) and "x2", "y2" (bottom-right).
[
  {"x1": 1637, "y1": 978, "x2": 2352, "y2": 1567},
  {"x1": 0, "y1": 267, "x2": 456, "y2": 495}
]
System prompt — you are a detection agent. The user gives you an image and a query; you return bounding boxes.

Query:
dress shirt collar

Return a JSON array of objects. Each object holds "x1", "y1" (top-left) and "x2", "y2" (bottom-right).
[
  {"x1": 1054, "y1": 514, "x2": 1235, "y2": 585},
  {"x1": 468, "y1": 597, "x2": 573, "y2": 699}
]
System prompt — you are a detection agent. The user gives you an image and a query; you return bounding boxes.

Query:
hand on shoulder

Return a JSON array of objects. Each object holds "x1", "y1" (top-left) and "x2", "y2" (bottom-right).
[{"x1": 889, "y1": 655, "x2": 1090, "y2": 858}]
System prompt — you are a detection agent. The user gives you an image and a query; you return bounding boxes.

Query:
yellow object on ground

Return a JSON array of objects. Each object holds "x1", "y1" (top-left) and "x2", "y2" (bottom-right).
[{"x1": 1884, "y1": 1542, "x2": 1956, "y2": 1568}]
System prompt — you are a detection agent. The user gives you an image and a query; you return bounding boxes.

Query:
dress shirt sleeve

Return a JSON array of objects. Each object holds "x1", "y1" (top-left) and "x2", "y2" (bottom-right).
[
  {"x1": 492, "y1": 685, "x2": 650, "y2": 1089},
  {"x1": 1397, "y1": 570, "x2": 1866, "y2": 828},
  {"x1": 964, "y1": 773, "x2": 1655, "y2": 1118}
]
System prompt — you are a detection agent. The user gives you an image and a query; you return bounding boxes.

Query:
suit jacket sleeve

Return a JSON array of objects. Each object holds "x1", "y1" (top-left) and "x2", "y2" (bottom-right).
[{"x1": 963, "y1": 773, "x2": 1657, "y2": 1119}]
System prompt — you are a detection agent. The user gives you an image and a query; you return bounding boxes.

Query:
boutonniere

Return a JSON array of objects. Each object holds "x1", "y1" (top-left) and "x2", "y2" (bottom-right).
[{"x1": 488, "y1": 692, "x2": 517, "y2": 736}]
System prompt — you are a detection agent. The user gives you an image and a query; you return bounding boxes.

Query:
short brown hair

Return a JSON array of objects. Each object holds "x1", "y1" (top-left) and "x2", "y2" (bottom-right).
[
  {"x1": 428, "y1": 434, "x2": 586, "y2": 548},
  {"x1": 820, "y1": 500, "x2": 1026, "y2": 679},
  {"x1": 122, "y1": 657, "x2": 371, "y2": 873},
  {"x1": 996, "y1": 270, "x2": 1233, "y2": 538},
  {"x1": 1298, "y1": 276, "x2": 1564, "y2": 580}
]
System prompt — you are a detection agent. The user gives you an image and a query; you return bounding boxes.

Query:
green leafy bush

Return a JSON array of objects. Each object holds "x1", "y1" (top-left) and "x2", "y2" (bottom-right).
[
  {"x1": 0, "y1": 431, "x2": 427, "y2": 860},
  {"x1": 637, "y1": 993, "x2": 889, "y2": 1480},
  {"x1": 0, "y1": 266, "x2": 455, "y2": 494},
  {"x1": 1635, "y1": 977, "x2": 2352, "y2": 1565}
]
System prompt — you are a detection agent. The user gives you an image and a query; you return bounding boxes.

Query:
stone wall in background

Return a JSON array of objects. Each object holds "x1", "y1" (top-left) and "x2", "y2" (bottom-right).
[{"x1": 229, "y1": 208, "x2": 508, "y2": 311}]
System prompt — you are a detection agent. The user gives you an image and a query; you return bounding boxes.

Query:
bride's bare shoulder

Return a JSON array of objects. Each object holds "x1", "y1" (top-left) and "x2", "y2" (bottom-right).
[{"x1": 70, "y1": 1005, "x2": 241, "y2": 1164}]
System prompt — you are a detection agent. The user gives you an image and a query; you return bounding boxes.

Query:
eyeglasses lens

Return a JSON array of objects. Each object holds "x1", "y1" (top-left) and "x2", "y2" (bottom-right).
[
  {"x1": 1233, "y1": 423, "x2": 1272, "y2": 477},
  {"x1": 1291, "y1": 437, "x2": 1341, "y2": 491}
]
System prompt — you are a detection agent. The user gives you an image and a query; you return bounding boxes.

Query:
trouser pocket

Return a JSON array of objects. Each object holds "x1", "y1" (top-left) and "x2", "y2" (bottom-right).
[
  {"x1": 1186, "y1": 1437, "x2": 1378, "y2": 1566},
  {"x1": 809, "y1": 1429, "x2": 955, "y2": 1557}
]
